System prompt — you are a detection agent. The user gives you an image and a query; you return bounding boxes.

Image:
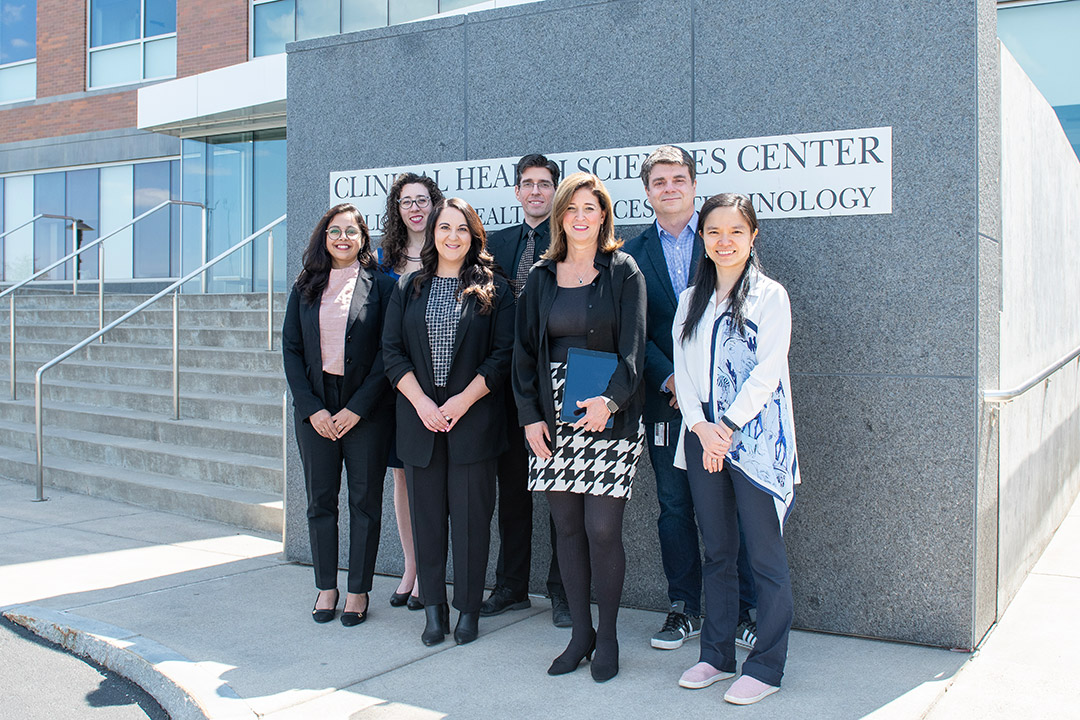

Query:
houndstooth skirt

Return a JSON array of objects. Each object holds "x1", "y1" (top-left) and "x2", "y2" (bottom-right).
[{"x1": 528, "y1": 361, "x2": 644, "y2": 499}]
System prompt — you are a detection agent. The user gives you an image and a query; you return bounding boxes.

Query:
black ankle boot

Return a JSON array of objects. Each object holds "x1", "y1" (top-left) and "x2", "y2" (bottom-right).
[
  {"x1": 591, "y1": 637, "x2": 619, "y2": 683},
  {"x1": 421, "y1": 603, "x2": 450, "y2": 646},
  {"x1": 454, "y1": 611, "x2": 479, "y2": 645}
]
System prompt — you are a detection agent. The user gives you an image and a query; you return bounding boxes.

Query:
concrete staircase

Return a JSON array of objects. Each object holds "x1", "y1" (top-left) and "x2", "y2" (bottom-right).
[{"x1": 0, "y1": 291, "x2": 287, "y2": 534}]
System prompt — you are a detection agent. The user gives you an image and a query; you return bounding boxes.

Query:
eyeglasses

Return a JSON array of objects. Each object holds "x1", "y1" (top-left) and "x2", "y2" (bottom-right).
[
  {"x1": 326, "y1": 227, "x2": 362, "y2": 240},
  {"x1": 519, "y1": 180, "x2": 554, "y2": 191},
  {"x1": 398, "y1": 196, "x2": 431, "y2": 210}
]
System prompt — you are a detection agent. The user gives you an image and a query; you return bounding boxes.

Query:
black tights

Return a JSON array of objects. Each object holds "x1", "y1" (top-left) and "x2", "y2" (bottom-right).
[{"x1": 546, "y1": 491, "x2": 626, "y2": 657}]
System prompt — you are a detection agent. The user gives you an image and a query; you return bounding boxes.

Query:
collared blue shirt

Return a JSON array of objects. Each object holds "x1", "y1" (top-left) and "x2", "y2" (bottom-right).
[{"x1": 656, "y1": 212, "x2": 698, "y2": 299}]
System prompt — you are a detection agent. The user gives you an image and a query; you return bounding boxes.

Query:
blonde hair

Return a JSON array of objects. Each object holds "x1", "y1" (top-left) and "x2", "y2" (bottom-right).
[{"x1": 544, "y1": 172, "x2": 622, "y2": 262}]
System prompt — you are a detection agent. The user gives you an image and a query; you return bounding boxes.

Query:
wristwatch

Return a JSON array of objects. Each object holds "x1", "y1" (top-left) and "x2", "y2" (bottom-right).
[{"x1": 601, "y1": 396, "x2": 619, "y2": 414}]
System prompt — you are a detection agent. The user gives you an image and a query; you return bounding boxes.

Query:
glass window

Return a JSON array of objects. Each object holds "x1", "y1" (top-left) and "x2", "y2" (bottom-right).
[
  {"x1": 1, "y1": 0, "x2": 37, "y2": 63},
  {"x1": 206, "y1": 134, "x2": 255, "y2": 292},
  {"x1": 99, "y1": 165, "x2": 134, "y2": 279},
  {"x1": 133, "y1": 161, "x2": 174, "y2": 278},
  {"x1": 34, "y1": 173, "x2": 67, "y2": 280},
  {"x1": 67, "y1": 169, "x2": 100, "y2": 281},
  {"x1": 390, "y1": 0, "x2": 437, "y2": 24},
  {"x1": 4, "y1": 175, "x2": 34, "y2": 281},
  {"x1": 438, "y1": 0, "x2": 479, "y2": 12},
  {"x1": 343, "y1": 0, "x2": 387, "y2": 32},
  {"x1": 254, "y1": 0, "x2": 295, "y2": 57},
  {"x1": 0, "y1": 0, "x2": 36, "y2": 104},
  {"x1": 88, "y1": 0, "x2": 176, "y2": 88},
  {"x1": 297, "y1": 0, "x2": 339, "y2": 41},
  {"x1": 253, "y1": 128, "x2": 287, "y2": 292}
]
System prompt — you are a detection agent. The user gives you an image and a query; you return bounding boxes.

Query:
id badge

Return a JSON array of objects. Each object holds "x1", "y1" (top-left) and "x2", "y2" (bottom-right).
[{"x1": 653, "y1": 421, "x2": 668, "y2": 447}]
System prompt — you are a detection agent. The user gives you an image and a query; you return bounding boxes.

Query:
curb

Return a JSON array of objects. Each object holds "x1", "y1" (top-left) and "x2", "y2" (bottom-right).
[{"x1": 2, "y1": 605, "x2": 257, "y2": 720}]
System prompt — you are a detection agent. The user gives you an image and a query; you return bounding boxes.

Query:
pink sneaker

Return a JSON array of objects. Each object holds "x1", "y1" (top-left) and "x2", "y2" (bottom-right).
[
  {"x1": 723, "y1": 674, "x2": 779, "y2": 705},
  {"x1": 678, "y1": 662, "x2": 734, "y2": 689}
]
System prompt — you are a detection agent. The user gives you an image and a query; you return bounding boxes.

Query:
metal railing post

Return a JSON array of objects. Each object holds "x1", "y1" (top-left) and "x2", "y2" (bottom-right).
[
  {"x1": 267, "y1": 230, "x2": 274, "y2": 351},
  {"x1": 172, "y1": 289, "x2": 180, "y2": 420},
  {"x1": 34, "y1": 370, "x2": 45, "y2": 501},
  {"x1": 200, "y1": 207, "x2": 208, "y2": 294},
  {"x1": 9, "y1": 295, "x2": 15, "y2": 400},
  {"x1": 98, "y1": 245, "x2": 105, "y2": 341},
  {"x1": 71, "y1": 221, "x2": 79, "y2": 296}
]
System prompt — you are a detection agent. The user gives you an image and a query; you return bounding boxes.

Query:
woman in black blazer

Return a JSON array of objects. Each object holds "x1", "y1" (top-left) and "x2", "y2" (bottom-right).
[
  {"x1": 513, "y1": 172, "x2": 647, "y2": 682},
  {"x1": 382, "y1": 197, "x2": 515, "y2": 647},
  {"x1": 283, "y1": 203, "x2": 395, "y2": 627}
]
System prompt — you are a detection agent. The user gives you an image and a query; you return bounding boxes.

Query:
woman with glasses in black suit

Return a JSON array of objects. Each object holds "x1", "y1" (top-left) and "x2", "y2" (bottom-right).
[
  {"x1": 283, "y1": 203, "x2": 395, "y2": 626},
  {"x1": 383, "y1": 197, "x2": 515, "y2": 646}
]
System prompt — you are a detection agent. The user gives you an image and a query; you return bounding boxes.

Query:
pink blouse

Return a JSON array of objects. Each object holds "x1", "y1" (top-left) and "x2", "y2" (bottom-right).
[{"x1": 319, "y1": 261, "x2": 360, "y2": 375}]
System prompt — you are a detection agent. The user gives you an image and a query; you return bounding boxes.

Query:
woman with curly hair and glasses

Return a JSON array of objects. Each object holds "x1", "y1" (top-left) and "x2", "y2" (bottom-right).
[{"x1": 378, "y1": 172, "x2": 445, "y2": 611}]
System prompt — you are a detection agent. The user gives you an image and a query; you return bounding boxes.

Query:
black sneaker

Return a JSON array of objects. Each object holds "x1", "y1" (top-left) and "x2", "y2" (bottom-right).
[
  {"x1": 650, "y1": 601, "x2": 702, "y2": 650},
  {"x1": 479, "y1": 586, "x2": 531, "y2": 616},
  {"x1": 735, "y1": 620, "x2": 758, "y2": 650},
  {"x1": 550, "y1": 594, "x2": 572, "y2": 628}
]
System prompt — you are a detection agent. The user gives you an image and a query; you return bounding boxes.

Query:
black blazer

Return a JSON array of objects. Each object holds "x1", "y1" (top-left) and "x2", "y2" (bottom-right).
[
  {"x1": 382, "y1": 272, "x2": 515, "y2": 468},
  {"x1": 513, "y1": 249, "x2": 646, "y2": 445},
  {"x1": 624, "y1": 224, "x2": 704, "y2": 424},
  {"x1": 282, "y1": 266, "x2": 396, "y2": 422},
  {"x1": 487, "y1": 218, "x2": 551, "y2": 283}
]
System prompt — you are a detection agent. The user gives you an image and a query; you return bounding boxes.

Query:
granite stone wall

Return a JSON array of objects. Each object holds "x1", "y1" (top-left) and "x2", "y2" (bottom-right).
[{"x1": 285, "y1": 0, "x2": 1001, "y2": 648}]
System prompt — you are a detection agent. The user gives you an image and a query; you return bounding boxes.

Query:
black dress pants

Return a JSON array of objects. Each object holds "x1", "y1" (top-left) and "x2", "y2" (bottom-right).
[
  {"x1": 494, "y1": 420, "x2": 564, "y2": 598},
  {"x1": 296, "y1": 372, "x2": 392, "y2": 594},
  {"x1": 406, "y1": 424, "x2": 497, "y2": 613}
]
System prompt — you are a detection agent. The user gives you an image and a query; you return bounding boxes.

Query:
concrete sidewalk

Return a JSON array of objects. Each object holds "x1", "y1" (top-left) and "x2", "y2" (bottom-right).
[{"x1": 1, "y1": 476, "x2": 1076, "y2": 719}]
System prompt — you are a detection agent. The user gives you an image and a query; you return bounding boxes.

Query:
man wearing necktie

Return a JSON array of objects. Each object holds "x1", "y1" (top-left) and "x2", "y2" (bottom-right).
[{"x1": 482, "y1": 154, "x2": 570, "y2": 627}]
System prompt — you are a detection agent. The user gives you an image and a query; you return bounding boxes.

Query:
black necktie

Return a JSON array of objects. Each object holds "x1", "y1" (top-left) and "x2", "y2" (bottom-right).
[{"x1": 514, "y1": 228, "x2": 536, "y2": 298}]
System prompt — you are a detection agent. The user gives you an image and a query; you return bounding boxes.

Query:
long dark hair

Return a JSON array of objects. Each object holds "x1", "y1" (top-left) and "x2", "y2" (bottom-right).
[
  {"x1": 412, "y1": 198, "x2": 498, "y2": 315},
  {"x1": 679, "y1": 193, "x2": 761, "y2": 343},
  {"x1": 295, "y1": 204, "x2": 375, "y2": 304},
  {"x1": 380, "y1": 173, "x2": 445, "y2": 273}
]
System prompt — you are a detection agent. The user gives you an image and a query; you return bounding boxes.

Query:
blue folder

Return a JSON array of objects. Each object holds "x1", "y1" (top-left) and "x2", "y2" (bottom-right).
[{"x1": 561, "y1": 347, "x2": 618, "y2": 428}]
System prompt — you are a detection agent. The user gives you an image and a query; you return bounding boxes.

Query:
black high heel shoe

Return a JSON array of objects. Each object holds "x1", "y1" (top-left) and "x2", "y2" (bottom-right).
[
  {"x1": 407, "y1": 595, "x2": 424, "y2": 611},
  {"x1": 547, "y1": 629, "x2": 596, "y2": 675},
  {"x1": 454, "y1": 611, "x2": 480, "y2": 645},
  {"x1": 389, "y1": 591, "x2": 409, "y2": 607},
  {"x1": 590, "y1": 637, "x2": 619, "y2": 683},
  {"x1": 421, "y1": 603, "x2": 450, "y2": 646},
  {"x1": 311, "y1": 589, "x2": 338, "y2": 624},
  {"x1": 341, "y1": 593, "x2": 368, "y2": 627}
]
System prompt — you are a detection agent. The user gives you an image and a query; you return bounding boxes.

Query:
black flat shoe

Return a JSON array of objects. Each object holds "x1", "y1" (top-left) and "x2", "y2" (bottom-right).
[
  {"x1": 454, "y1": 611, "x2": 479, "y2": 645},
  {"x1": 421, "y1": 603, "x2": 450, "y2": 646},
  {"x1": 591, "y1": 638, "x2": 619, "y2": 683},
  {"x1": 389, "y1": 591, "x2": 409, "y2": 607},
  {"x1": 341, "y1": 593, "x2": 368, "y2": 626},
  {"x1": 407, "y1": 595, "x2": 424, "y2": 611},
  {"x1": 548, "y1": 629, "x2": 596, "y2": 675},
  {"x1": 311, "y1": 589, "x2": 338, "y2": 624}
]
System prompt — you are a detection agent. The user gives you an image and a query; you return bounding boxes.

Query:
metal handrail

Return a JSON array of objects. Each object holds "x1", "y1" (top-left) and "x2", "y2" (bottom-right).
[
  {"x1": 32, "y1": 213, "x2": 286, "y2": 501},
  {"x1": 983, "y1": 342, "x2": 1080, "y2": 404},
  {"x1": 3, "y1": 201, "x2": 206, "y2": 399},
  {"x1": 0, "y1": 213, "x2": 81, "y2": 241}
]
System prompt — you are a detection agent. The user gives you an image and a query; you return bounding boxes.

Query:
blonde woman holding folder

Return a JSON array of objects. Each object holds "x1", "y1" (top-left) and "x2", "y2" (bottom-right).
[{"x1": 513, "y1": 172, "x2": 646, "y2": 682}]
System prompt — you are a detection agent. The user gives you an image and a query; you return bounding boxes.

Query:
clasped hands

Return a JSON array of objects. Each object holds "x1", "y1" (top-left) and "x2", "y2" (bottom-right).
[
  {"x1": 412, "y1": 393, "x2": 472, "y2": 433},
  {"x1": 692, "y1": 420, "x2": 733, "y2": 474},
  {"x1": 309, "y1": 408, "x2": 360, "y2": 440}
]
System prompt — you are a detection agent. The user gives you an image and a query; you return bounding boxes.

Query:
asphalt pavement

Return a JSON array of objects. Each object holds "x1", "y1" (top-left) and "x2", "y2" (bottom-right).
[{"x1": 1, "y1": 476, "x2": 1077, "y2": 720}]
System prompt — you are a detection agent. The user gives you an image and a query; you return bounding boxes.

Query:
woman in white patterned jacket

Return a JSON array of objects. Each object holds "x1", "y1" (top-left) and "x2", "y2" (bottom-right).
[{"x1": 671, "y1": 193, "x2": 799, "y2": 707}]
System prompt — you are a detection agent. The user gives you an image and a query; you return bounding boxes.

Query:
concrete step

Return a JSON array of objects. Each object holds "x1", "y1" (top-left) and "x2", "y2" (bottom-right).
[
  {"x1": 0, "y1": 398, "x2": 281, "y2": 457},
  {"x1": 0, "y1": 339, "x2": 284, "y2": 373},
  {"x1": 0, "y1": 419, "x2": 281, "y2": 493},
  {"x1": 1, "y1": 292, "x2": 287, "y2": 312},
  {"x1": 22, "y1": 377, "x2": 284, "y2": 425},
  {"x1": 0, "y1": 445, "x2": 282, "y2": 535},
  {"x1": 6, "y1": 357, "x2": 284, "y2": 398},
  {"x1": 3, "y1": 307, "x2": 285, "y2": 330},
  {"x1": 14, "y1": 323, "x2": 282, "y2": 348}
]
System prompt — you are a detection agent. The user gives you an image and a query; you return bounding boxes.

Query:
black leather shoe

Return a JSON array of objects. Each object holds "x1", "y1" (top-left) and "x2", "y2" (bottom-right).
[
  {"x1": 479, "y1": 586, "x2": 531, "y2": 616},
  {"x1": 550, "y1": 594, "x2": 572, "y2": 628},
  {"x1": 454, "y1": 611, "x2": 479, "y2": 645},
  {"x1": 548, "y1": 629, "x2": 595, "y2": 676},
  {"x1": 311, "y1": 589, "x2": 338, "y2": 624},
  {"x1": 407, "y1": 595, "x2": 424, "y2": 611},
  {"x1": 421, "y1": 603, "x2": 450, "y2": 646},
  {"x1": 341, "y1": 593, "x2": 368, "y2": 626},
  {"x1": 389, "y1": 591, "x2": 409, "y2": 607},
  {"x1": 591, "y1": 638, "x2": 619, "y2": 683}
]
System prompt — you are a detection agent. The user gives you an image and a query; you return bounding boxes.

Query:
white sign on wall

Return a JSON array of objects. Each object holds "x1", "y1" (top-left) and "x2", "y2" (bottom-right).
[{"x1": 330, "y1": 126, "x2": 892, "y2": 234}]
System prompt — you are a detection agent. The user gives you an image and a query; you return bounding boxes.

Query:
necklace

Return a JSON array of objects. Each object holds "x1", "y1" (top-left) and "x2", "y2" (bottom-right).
[{"x1": 404, "y1": 252, "x2": 422, "y2": 262}]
